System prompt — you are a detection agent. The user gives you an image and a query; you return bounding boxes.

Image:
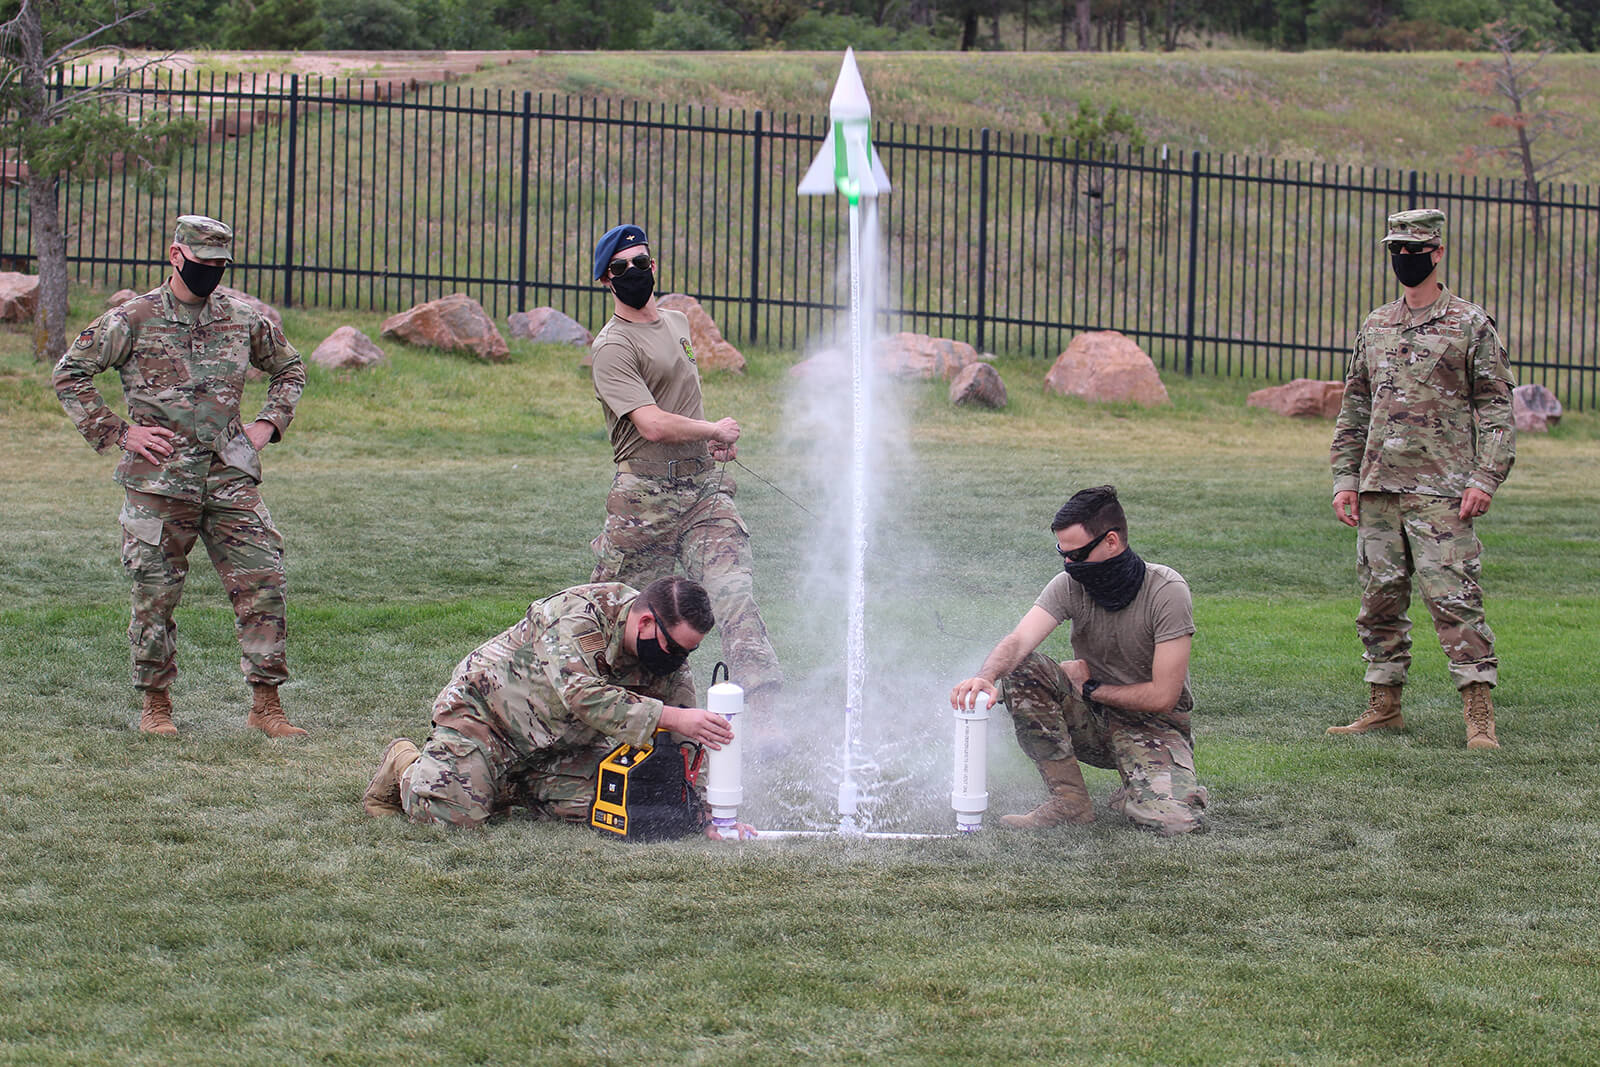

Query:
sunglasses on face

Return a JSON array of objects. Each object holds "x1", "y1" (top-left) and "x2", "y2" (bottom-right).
[
  {"x1": 607, "y1": 253, "x2": 652, "y2": 278},
  {"x1": 647, "y1": 609, "x2": 690, "y2": 657},
  {"x1": 1056, "y1": 529, "x2": 1112, "y2": 564},
  {"x1": 1390, "y1": 242, "x2": 1438, "y2": 255}
]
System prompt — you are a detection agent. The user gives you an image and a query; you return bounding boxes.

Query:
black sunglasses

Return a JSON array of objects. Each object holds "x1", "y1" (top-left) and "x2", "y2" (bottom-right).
[
  {"x1": 1390, "y1": 242, "x2": 1438, "y2": 255},
  {"x1": 1056, "y1": 529, "x2": 1112, "y2": 564},
  {"x1": 607, "y1": 253, "x2": 652, "y2": 278},
  {"x1": 646, "y1": 603, "x2": 690, "y2": 656}
]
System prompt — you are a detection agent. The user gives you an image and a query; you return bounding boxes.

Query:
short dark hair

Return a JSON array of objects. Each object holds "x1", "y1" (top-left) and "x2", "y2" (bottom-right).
[
  {"x1": 640, "y1": 576, "x2": 714, "y2": 635},
  {"x1": 1050, "y1": 484, "x2": 1128, "y2": 539}
]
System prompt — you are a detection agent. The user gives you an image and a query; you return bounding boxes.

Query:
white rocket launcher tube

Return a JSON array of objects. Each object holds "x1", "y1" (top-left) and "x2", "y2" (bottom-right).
[
  {"x1": 705, "y1": 678, "x2": 744, "y2": 830},
  {"x1": 952, "y1": 691, "x2": 991, "y2": 833}
]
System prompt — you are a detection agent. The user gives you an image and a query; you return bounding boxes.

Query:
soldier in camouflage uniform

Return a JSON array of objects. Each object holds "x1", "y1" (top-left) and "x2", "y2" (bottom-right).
[
  {"x1": 1329, "y1": 208, "x2": 1516, "y2": 749},
  {"x1": 362, "y1": 577, "x2": 737, "y2": 833},
  {"x1": 585, "y1": 224, "x2": 782, "y2": 717},
  {"x1": 53, "y1": 215, "x2": 308, "y2": 738},
  {"x1": 951, "y1": 486, "x2": 1207, "y2": 836}
]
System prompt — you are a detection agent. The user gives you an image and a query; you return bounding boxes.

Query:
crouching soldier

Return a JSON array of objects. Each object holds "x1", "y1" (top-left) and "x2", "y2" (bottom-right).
[
  {"x1": 363, "y1": 577, "x2": 741, "y2": 837},
  {"x1": 950, "y1": 485, "x2": 1208, "y2": 836}
]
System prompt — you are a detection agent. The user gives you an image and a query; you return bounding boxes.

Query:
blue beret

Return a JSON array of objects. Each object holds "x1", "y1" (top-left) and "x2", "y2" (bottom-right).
[{"x1": 592, "y1": 224, "x2": 649, "y2": 281}]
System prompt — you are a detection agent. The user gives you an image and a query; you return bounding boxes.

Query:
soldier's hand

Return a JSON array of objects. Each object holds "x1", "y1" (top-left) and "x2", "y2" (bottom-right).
[
  {"x1": 1459, "y1": 488, "x2": 1492, "y2": 520},
  {"x1": 1332, "y1": 490, "x2": 1360, "y2": 527},
  {"x1": 704, "y1": 821, "x2": 758, "y2": 841},
  {"x1": 708, "y1": 440, "x2": 738, "y2": 462},
  {"x1": 659, "y1": 705, "x2": 734, "y2": 749},
  {"x1": 244, "y1": 420, "x2": 274, "y2": 451},
  {"x1": 949, "y1": 677, "x2": 997, "y2": 710},
  {"x1": 122, "y1": 424, "x2": 177, "y2": 463},
  {"x1": 709, "y1": 417, "x2": 741, "y2": 445}
]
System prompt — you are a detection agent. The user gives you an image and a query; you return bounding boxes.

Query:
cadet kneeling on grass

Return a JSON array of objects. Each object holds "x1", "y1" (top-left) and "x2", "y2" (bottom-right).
[
  {"x1": 363, "y1": 577, "x2": 743, "y2": 838},
  {"x1": 950, "y1": 486, "x2": 1207, "y2": 836}
]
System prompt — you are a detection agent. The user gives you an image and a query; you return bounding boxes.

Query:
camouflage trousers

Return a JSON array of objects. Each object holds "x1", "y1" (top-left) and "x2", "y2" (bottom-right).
[
  {"x1": 591, "y1": 468, "x2": 781, "y2": 691},
  {"x1": 1001, "y1": 651, "x2": 1205, "y2": 835},
  {"x1": 119, "y1": 484, "x2": 288, "y2": 691},
  {"x1": 1356, "y1": 492, "x2": 1496, "y2": 690},
  {"x1": 399, "y1": 685, "x2": 612, "y2": 829}
]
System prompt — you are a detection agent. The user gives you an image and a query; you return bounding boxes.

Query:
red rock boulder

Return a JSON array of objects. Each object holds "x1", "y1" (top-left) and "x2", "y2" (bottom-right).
[
  {"x1": 381, "y1": 293, "x2": 509, "y2": 362},
  {"x1": 310, "y1": 326, "x2": 387, "y2": 371},
  {"x1": 1512, "y1": 383, "x2": 1563, "y2": 433},
  {"x1": 508, "y1": 307, "x2": 591, "y2": 348},
  {"x1": 1247, "y1": 378, "x2": 1346, "y2": 419},
  {"x1": 949, "y1": 362, "x2": 1008, "y2": 409},
  {"x1": 1044, "y1": 331, "x2": 1170, "y2": 407},
  {"x1": 107, "y1": 288, "x2": 139, "y2": 308},
  {"x1": 877, "y1": 332, "x2": 979, "y2": 381},
  {"x1": 656, "y1": 293, "x2": 745, "y2": 373},
  {"x1": 0, "y1": 272, "x2": 40, "y2": 322}
]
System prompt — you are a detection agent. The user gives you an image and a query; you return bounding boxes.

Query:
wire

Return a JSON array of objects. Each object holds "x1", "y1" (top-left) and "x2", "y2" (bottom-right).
[{"x1": 729, "y1": 456, "x2": 818, "y2": 519}]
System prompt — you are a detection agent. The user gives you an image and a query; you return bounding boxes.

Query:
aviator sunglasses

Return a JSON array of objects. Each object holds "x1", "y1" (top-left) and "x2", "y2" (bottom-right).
[{"x1": 607, "y1": 253, "x2": 652, "y2": 278}]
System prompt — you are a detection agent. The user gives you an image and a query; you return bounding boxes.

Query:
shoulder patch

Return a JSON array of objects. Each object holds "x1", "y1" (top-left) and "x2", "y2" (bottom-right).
[
  {"x1": 680, "y1": 337, "x2": 696, "y2": 363},
  {"x1": 577, "y1": 630, "x2": 607, "y2": 655},
  {"x1": 73, "y1": 327, "x2": 95, "y2": 349}
]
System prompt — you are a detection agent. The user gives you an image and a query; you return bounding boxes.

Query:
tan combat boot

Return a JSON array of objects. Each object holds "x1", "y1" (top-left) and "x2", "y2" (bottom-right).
[
  {"x1": 247, "y1": 683, "x2": 308, "y2": 738},
  {"x1": 362, "y1": 738, "x2": 421, "y2": 816},
  {"x1": 139, "y1": 689, "x2": 178, "y2": 736},
  {"x1": 1463, "y1": 682, "x2": 1500, "y2": 750},
  {"x1": 1000, "y1": 756, "x2": 1096, "y2": 829},
  {"x1": 1327, "y1": 683, "x2": 1404, "y2": 735}
]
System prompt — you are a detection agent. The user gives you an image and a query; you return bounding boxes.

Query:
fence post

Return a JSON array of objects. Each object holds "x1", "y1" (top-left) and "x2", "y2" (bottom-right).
[
  {"x1": 281, "y1": 74, "x2": 298, "y2": 308},
  {"x1": 1407, "y1": 169, "x2": 1418, "y2": 210},
  {"x1": 1183, "y1": 150, "x2": 1202, "y2": 378},
  {"x1": 749, "y1": 110, "x2": 762, "y2": 344},
  {"x1": 517, "y1": 91, "x2": 532, "y2": 312},
  {"x1": 976, "y1": 127, "x2": 990, "y2": 353}
]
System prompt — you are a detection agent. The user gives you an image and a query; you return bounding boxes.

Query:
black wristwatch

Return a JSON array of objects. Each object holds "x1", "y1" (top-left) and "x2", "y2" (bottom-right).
[{"x1": 1080, "y1": 679, "x2": 1102, "y2": 702}]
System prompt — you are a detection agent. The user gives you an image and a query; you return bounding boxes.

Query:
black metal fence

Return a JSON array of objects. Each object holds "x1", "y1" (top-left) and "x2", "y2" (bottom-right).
[{"x1": 4, "y1": 69, "x2": 1596, "y2": 408}]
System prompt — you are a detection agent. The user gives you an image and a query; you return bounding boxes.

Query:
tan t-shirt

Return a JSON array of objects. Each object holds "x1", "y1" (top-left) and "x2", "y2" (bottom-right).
[
  {"x1": 1034, "y1": 561, "x2": 1195, "y2": 716},
  {"x1": 590, "y1": 310, "x2": 707, "y2": 464}
]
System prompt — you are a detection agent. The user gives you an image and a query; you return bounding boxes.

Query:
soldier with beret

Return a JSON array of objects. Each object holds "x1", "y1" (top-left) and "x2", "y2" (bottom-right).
[
  {"x1": 1328, "y1": 208, "x2": 1516, "y2": 748},
  {"x1": 53, "y1": 214, "x2": 309, "y2": 738},
  {"x1": 584, "y1": 223, "x2": 784, "y2": 732},
  {"x1": 361, "y1": 576, "x2": 740, "y2": 835}
]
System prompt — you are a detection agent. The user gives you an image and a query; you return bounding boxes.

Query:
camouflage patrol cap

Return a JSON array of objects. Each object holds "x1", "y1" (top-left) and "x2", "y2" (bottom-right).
[
  {"x1": 172, "y1": 214, "x2": 234, "y2": 261},
  {"x1": 1380, "y1": 208, "x2": 1444, "y2": 247}
]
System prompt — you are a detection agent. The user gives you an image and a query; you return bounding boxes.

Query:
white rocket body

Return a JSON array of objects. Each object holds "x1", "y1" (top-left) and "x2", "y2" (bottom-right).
[
  {"x1": 797, "y1": 48, "x2": 891, "y2": 200},
  {"x1": 705, "y1": 680, "x2": 744, "y2": 828},
  {"x1": 952, "y1": 692, "x2": 991, "y2": 832}
]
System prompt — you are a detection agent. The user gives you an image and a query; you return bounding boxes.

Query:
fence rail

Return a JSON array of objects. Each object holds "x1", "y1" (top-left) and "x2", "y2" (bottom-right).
[{"x1": 3, "y1": 68, "x2": 1596, "y2": 409}]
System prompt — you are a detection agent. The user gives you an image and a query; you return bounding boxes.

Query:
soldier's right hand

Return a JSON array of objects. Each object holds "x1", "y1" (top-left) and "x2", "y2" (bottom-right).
[
  {"x1": 1332, "y1": 490, "x2": 1360, "y2": 528},
  {"x1": 122, "y1": 424, "x2": 177, "y2": 463},
  {"x1": 709, "y1": 417, "x2": 741, "y2": 445},
  {"x1": 659, "y1": 705, "x2": 735, "y2": 749}
]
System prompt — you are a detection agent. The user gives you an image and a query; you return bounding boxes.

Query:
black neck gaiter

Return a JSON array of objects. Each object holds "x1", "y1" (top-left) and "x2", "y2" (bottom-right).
[{"x1": 1062, "y1": 546, "x2": 1148, "y2": 612}]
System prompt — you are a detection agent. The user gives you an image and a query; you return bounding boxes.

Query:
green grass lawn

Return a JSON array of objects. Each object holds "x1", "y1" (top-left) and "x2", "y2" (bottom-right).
[{"x1": 2, "y1": 292, "x2": 1598, "y2": 1063}]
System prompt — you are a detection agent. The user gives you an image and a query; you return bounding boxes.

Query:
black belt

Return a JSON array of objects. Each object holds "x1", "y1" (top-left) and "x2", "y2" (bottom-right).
[{"x1": 616, "y1": 457, "x2": 712, "y2": 478}]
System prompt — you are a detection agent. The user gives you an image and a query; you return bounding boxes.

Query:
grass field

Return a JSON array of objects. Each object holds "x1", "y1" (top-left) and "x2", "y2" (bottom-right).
[{"x1": 2, "y1": 288, "x2": 1599, "y2": 1063}]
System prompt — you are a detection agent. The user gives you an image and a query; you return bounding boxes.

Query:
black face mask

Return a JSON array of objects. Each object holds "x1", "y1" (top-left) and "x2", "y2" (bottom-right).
[
  {"x1": 1062, "y1": 545, "x2": 1148, "y2": 612},
  {"x1": 177, "y1": 254, "x2": 227, "y2": 300},
  {"x1": 636, "y1": 630, "x2": 687, "y2": 676},
  {"x1": 610, "y1": 265, "x2": 655, "y2": 310},
  {"x1": 1390, "y1": 249, "x2": 1436, "y2": 289}
]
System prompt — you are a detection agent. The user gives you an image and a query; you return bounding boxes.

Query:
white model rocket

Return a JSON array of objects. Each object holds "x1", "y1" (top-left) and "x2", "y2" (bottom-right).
[{"x1": 797, "y1": 48, "x2": 890, "y2": 202}]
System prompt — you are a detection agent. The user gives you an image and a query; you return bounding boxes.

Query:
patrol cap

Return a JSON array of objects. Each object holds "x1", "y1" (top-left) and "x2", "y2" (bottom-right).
[
  {"x1": 173, "y1": 214, "x2": 234, "y2": 261},
  {"x1": 592, "y1": 223, "x2": 648, "y2": 280},
  {"x1": 1380, "y1": 208, "x2": 1444, "y2": 247}
]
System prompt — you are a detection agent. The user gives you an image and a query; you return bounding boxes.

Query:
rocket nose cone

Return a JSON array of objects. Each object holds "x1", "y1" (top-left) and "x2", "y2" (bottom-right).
[{"x1": 828, "y1": 47, "x2": 872, "y2": 120}]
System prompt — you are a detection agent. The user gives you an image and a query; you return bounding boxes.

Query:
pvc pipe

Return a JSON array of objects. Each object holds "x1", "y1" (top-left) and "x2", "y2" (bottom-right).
[
  {"x1": 952, "y1": 691, "x2": 991, "y2": 833},
  {"x1": 705, "y1": 679, "x2": 743, "y2": 829}
]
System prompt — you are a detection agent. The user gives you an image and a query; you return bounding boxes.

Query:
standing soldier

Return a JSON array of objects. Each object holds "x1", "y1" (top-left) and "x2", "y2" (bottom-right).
[
  {"x1": 362, "y1": 577, "x2": 738, "y2": 835},
  {"x1": 1328, "y1": 208, "x2": 1516, "y2": 749},
  {"x1": 584, "y1": 223, "x2": 783, "y2": 720},
  {"x1": 53, "y1": 214, "x2": 308, "y2": 738}
]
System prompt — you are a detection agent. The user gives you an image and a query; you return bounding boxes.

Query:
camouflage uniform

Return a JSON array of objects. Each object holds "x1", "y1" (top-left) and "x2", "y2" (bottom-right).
[
  {"x1": 1331, "y1": 209, "x2": 1516, "y2": 690},
  {"x1": 1002, "y1": 652, "x2": 1204, "y2": 835},
  {"x1": 53, "y1": 217, "x2": 304, "y2": 693},
  {"x1": 589, "y1": 309, "x2": 781, "y2": 692},
  {"x1": 400, "y1": 583, "x2": 703, "y2": 828}
]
